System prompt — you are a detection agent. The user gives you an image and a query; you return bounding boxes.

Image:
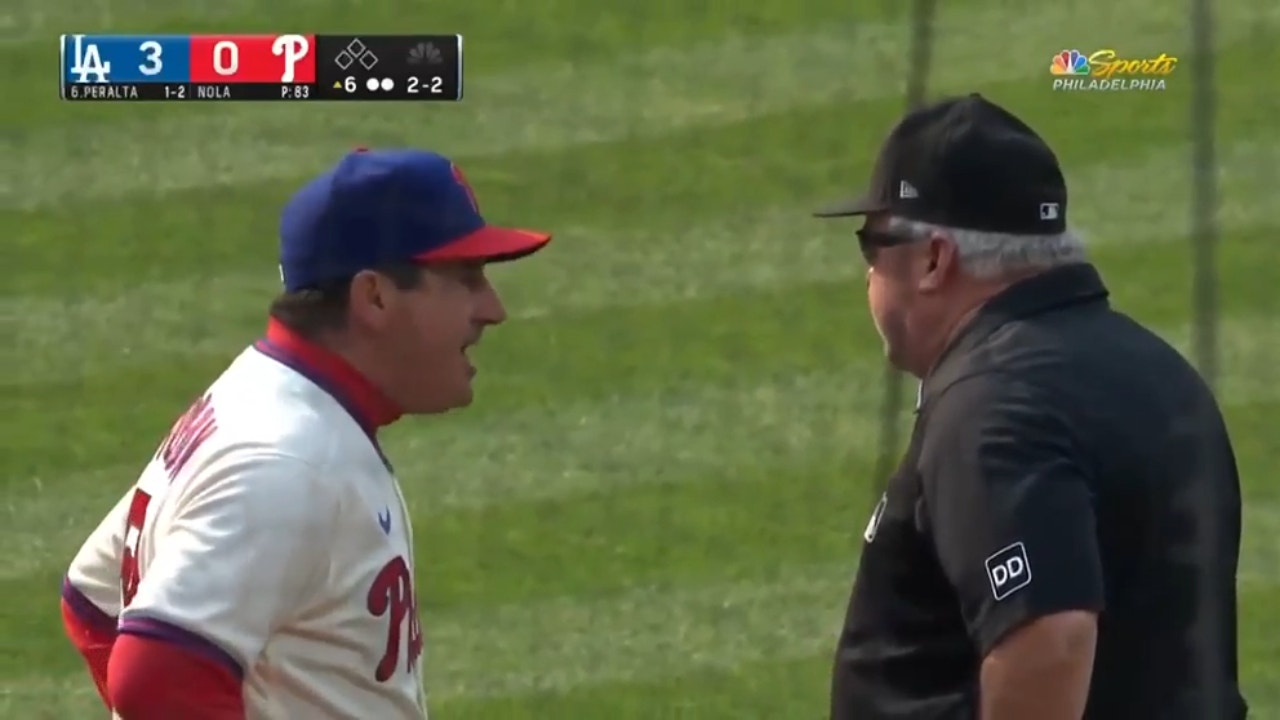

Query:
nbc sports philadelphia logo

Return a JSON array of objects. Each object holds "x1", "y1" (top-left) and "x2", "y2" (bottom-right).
[{"x1": 1049, "y1": 48, "x2": 1177, "y2": 92}]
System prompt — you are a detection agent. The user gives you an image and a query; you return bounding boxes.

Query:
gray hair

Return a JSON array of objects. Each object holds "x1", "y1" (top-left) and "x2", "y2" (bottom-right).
[{"x1": 885, "y1": 216, "x2": 1087, "y2": 280}]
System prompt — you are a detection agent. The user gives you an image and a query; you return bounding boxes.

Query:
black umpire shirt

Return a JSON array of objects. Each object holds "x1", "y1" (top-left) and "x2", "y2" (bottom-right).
[{"x1": 832, "y1": 264, "x2": 1247, "y2": 719}]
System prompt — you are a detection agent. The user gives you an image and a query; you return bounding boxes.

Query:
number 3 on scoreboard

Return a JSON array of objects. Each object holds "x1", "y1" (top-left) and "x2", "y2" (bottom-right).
[
  {"x1": 138, "y1": 40, "x2": 163, "y2": 76},
  {"x1": 408, "y1": 76, "x2": 444, "y2": 94}
]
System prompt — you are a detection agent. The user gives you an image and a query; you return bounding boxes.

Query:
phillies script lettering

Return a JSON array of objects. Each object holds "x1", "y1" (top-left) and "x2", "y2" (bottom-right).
[
  {"x1": 368, "y1": 556, "x2": 423, "y2": 682},
  {"x1": 121, "y1": 394, "x2": 218, "y2": 607}
]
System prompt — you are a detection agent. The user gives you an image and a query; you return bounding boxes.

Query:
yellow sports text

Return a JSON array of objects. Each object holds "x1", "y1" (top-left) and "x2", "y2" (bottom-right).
[{"x1": 1087, "y1": 50, "x2": 1178, "y2": 79}]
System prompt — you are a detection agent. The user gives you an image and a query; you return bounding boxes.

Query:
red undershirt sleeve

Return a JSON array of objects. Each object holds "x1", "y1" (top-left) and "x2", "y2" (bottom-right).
[
  {"x1": 60, "y1": 592, "x2": 115, "y2": 709},
  {"x1": 108, "y1": 633, "x2": 245, "y2": 720},
  {"x1": 62, "y1": 584, "x2": 245, "y2": 720}
]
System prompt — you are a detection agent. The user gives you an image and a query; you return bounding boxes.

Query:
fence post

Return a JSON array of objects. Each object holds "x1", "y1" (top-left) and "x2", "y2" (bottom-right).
[{"x1": 872, "y1": 0, "x2": 939, "y2": 498}]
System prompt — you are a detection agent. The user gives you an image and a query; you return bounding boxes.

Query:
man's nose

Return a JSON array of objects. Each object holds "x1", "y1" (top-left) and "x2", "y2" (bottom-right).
[{"x1": 476, "y1": 283, "x2": 507, "y2": 326}]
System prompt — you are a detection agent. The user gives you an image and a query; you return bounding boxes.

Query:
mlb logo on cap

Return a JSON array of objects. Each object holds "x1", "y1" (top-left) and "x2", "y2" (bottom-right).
[{"x1": 1039, "y1": 202, "x2": 1060, "y2": 220}]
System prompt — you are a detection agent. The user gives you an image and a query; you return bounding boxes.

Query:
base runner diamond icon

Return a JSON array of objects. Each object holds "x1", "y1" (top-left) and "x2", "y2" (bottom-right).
[{"x1": 336, "y1": 38, "x2": 379, "y2": 71}]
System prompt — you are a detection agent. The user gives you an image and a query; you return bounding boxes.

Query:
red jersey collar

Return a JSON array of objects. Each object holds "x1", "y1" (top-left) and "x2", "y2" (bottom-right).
[{"x1": 258, "y1": 319, "x2": 402, "y2": 432}]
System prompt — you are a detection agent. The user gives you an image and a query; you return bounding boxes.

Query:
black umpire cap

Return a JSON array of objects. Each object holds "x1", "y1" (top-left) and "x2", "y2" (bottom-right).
[{"x1": 814, "y1": 94, "x2": 1069, "y2": 236}]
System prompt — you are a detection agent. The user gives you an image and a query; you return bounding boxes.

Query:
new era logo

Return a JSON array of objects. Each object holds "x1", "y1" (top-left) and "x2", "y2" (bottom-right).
[
  {"x1": 898, "y1": 181, "x2": 918, "y2": 199},
  {"x1": 1039, "y1": 202, "x2": 1060, "y2": 220},
  {"x1": 863, "y1": 493, "x2": 888, "y2": 543},
  {"x1": 984, "y1": 541, "x2": 1032, "y2": 601}
]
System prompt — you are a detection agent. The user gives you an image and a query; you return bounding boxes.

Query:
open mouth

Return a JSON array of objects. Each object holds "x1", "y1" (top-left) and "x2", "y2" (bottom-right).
[{"x1": 462, "y1": 339, "x2": 479, "y2": 375}]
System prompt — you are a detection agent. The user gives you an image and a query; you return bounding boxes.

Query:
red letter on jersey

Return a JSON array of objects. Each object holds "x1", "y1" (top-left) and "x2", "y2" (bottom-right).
[
  {"x1": 156, "y1": 394, "x2": 217, "y2": 480},
  {"x1": 188, "y1": 34, "x2": 316, "y2": 84},
  {"x1": 367, "y1": 556, "x2": 422, "y2": 682}
]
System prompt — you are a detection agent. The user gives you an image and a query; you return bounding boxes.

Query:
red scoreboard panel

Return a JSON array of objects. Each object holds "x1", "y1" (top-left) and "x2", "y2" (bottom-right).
[
  {"x1": 187, "y1": 34, "x2": 317, "y2": 85},
  {"x1": 60, "y1": 33, "x2": 463, "y2": 101}
]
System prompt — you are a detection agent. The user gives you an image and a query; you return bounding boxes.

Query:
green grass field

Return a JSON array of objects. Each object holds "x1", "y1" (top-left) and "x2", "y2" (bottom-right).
[{"x1": 3, "y1": 0, "x2": 1279, "y2": 717}]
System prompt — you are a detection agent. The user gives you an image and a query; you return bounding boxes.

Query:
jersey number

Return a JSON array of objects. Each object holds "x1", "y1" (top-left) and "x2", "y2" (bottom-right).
[
  {"x1": 118, "y1": 394, "x2": 218, "y2": 609},
  {"x1": 119, "y1": 489, "x2": 153, "y2": 608}
]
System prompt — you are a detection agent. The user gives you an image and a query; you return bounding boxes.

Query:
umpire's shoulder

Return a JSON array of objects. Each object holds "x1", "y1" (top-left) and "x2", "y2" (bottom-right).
[
  {"x1": 917, "y1": 370, "x2": 1080, "y2": 460},
  {"x1": 918, "y1": 368, "x2": 1016, "y2": 423}
]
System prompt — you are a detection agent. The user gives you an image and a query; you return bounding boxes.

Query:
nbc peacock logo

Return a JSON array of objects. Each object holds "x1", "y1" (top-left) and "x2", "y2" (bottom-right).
[{"x1": 1050, "y1": 49, "x2": 1090, "y2": 76}]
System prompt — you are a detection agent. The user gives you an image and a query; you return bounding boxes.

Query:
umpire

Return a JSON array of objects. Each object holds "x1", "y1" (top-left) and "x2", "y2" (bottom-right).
[{"x1": 816, "y1": 94, "x2": 1247, "y2": 719}]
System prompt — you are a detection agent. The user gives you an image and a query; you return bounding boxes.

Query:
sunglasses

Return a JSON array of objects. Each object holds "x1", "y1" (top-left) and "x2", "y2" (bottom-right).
[{"x1": 855, "y1": 228, "x2": 917, "y2": 264}]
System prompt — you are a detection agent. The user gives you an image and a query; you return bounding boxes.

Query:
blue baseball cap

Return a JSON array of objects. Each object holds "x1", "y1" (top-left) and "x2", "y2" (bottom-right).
[{"x1": 278, "y1": 148, "x2": 551, "y2": 292}]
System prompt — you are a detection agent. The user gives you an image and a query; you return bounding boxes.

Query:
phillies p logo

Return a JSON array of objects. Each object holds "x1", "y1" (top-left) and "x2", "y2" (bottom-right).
[{"x1": 450, "y1": 164, "x2": 479, "y2": 212}]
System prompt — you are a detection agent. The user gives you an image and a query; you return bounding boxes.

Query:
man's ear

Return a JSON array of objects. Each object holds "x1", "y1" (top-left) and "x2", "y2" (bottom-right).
[
  {"x1": 918, "y1": 234, "x2": 957, "y2": 292},
  {"x1": 347, "y1": 270, "x2": 393, "y2": 329},
  {"x1": 350, "y1": 271, "x2": 383, "y2": 309}
]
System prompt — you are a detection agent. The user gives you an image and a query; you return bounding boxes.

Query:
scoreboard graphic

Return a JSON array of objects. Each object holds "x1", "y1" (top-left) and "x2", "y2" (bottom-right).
[{"x1": 60, "y1": 33, "x2": 464, "y2": 101}]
